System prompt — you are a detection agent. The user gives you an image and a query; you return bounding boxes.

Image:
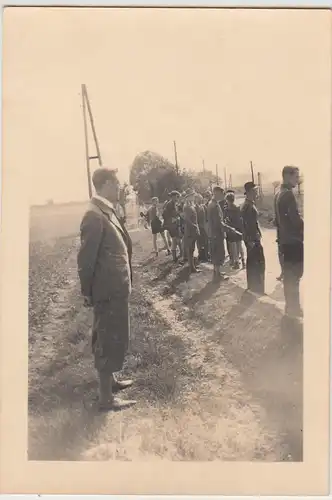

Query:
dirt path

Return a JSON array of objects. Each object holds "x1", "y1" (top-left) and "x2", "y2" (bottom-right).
[{"x1": 28, "y1": 228, "x2": 302, "y2": 461}]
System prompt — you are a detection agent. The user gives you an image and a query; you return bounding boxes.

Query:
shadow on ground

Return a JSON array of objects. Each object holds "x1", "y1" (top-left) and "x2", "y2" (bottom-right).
[
  {"x1": 28, "y1": 264, "x2": 197, "y2": 460},
  {"x1": 163, "y1": 265, "x2": 303, "y2": 462}
]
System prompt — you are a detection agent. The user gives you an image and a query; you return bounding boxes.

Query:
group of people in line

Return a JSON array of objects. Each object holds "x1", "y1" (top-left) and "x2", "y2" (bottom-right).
[
  {"x1": 77, "y1": 165, "x2": 303, "y2": 411},
  {"x1": 142, "y1": 165, "x2": 303, "y2": 318},
  {"x1": 141, "y1": 182, "x2": 264, "y2": 292},
  {"x1": 142, "y1": 187, "x2": 245, "y2": 277}
]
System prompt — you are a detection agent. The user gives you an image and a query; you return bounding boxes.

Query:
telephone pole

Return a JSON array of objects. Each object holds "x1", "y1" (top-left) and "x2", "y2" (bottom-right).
[
  {"x1": 224, "y1": 167, "x2": 227, "y2": 190},
  {"x1": 81, "y1": 84, "x2": 103, "y2": 198},
  {"x1": 202, "y1": 159, "x2": 205, "y2": 172},
  {"x1": 216, "y1": 164, "x2": 219, "y2": 185},
  {"x1": 257, "y1": 171, "x2": 263, "y2": 198},
  {"x1": 173, "y1": 140, "x2": 179, "y2": 175},
  {"x1": 250, "y1": 161, "x2": 255, "y2": 184},
  {"x1": 82, "y1": 86, "x2": 92, "y2": 198}
]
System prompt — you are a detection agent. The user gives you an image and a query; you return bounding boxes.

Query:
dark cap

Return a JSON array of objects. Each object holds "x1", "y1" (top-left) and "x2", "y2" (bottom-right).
[
  {"x1": 213, "y1": 185, "x2": 225, "y2": 194},
  {"x1": 244, "y1": 181, "x2": 257, "y2": 193}
]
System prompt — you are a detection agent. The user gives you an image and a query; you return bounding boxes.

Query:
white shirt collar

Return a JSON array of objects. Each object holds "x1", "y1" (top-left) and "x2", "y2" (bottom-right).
[
  {"x1": 94, "y1": 194, "x2": 116, "y2": 212},
  {"x1": 94, "y1": 195, "x2": 126, "y2": 221}
]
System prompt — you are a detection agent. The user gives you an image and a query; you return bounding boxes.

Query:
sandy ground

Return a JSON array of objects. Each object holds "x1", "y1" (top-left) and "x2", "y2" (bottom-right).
[{"x1": 28, "y1": 225, "x2": 303, "y2": 462}]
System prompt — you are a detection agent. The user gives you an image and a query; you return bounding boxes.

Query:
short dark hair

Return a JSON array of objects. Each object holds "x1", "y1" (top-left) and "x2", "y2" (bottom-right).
[
  {"x1": 282, "y1": 165, "x2": 299, "y2": 179},
  {"x1": 92, "y1": 168, "x2": 118, "y2": 191},
  {"x1": 213, "y1": 186, "x2": 224, "y2": 195},
  {"x1": 226, "y1": 192, "x2": 235, "y2": 203},
  {"x1": 244, "y1": 181, "x2": 256, "y2": 193}
]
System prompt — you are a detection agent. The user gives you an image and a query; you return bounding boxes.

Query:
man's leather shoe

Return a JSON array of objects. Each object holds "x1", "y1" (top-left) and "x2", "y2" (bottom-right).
[{"x1": 112, "y1": 379, "x2": 133, "y2": 393}]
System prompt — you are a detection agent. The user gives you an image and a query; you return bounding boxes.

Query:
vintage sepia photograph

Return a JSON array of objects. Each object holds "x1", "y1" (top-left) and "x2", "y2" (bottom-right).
[{"x1": 0, "y1": 4, "x2": 330, "y2": 494}]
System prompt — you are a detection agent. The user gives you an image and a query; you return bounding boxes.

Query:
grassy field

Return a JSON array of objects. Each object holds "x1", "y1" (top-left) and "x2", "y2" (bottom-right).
[
  {"x1": 30, "y1": 202, "x2": 88, "y2": 242},
  {"x1": 28, "y1": 202, "x2": 303, "y2": 461}
]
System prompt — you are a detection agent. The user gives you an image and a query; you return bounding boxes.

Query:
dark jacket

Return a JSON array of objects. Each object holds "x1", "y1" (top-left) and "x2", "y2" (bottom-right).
[
  {"x1": 162, "y1": 200, "x2": 179, "y2": 233},
  {"x1": 240, "y1": 199, "x2": 262, "y2": 244},
  {"x1": 195, "y1": 204, "x2": 207, "y2": 229},
  {"x1": 224, "y1": 204, "x2": 243, "y2": 242},
  {"x1": 184, "y1": 202, "x2": 200, "y2": 239},
  {"x1": 207, "y1": 199, "x2": 225, "y2": 239},
  {"x1": 77, "y1": 197, "x2": 132, "y2": 304},
  {"x1": 224, "y1": 204, "x2": 243, "y2": 232},
  {"x1": 274, "y1": 184, "x2": 303, "y2": 245}
]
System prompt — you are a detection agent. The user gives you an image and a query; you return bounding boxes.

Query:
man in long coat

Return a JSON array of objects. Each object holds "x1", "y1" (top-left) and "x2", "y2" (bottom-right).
[
  {"x1": 77, "y1": 168, "x2": 136, "y2": 411},
  {"x1": 274, "y1": 166, "x2": 303, "y2": 318},
  {"x1": 240, "y1": 181, "x2": 266, "y2": 295}
]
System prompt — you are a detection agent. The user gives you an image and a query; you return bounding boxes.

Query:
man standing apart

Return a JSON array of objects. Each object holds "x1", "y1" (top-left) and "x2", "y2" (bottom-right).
[
  {"x1": 78, "y1": 168, "x2": 136, "y2": 411},
  {"x1": 207, "y1": 186, "x2": 230, "y2": 282},
  {"x1": 274, "y1": 166, "x2": 303, "y2": 318},
  {"x1": 183, "y1": 189, "x2": 200, "y2": 273},
  {"x1": 240, "y1": 182, "x2": 265, "y2": 295}
]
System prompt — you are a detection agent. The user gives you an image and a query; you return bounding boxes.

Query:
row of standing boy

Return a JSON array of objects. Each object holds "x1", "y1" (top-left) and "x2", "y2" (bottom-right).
[
  {"x1": 143, "y1": 167, "x2": 303, "y2": 320},
  {"x1": 143, "y1": 186, "x2": 249, "y2": 280}
]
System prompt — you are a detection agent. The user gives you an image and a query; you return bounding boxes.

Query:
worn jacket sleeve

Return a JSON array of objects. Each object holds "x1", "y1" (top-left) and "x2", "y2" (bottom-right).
[
  {"x1": 286, "y1": 191, "x2": 304, "y2": 231},
  {"x1": 240, "y1": 206, "x2": 251, "y2": 242},
  {"x1": 77, "y1": 211, "x2": 103, "y2": 297},
  {"x1": 237, "y1": 207, "x2": 244, "y2": 233},
  {"x1": 184, "y1": 205, "x2": 195, "y2": 228},
  {"x1": 273, "y1": 194, "x2": 278, "y2": 227},
  {"x1": 120, "y1": 219, "x2": 133, "y2": 285},
  {"x1": 162, "y1": 203, "x2": 170, "y2": 221}
]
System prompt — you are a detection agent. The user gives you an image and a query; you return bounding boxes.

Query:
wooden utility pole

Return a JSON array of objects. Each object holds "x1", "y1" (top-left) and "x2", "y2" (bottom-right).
[
  {"x1": 229, "y1": 174, "x2": 232, "y2": 189},
  {"x1": 216, "y1": 164, "x2": 219, "y2": 185},
  {"x1": 224, "y1": 167, "x2": 227, "y2": 190},
  {"x1": 81, "y1": 84, "x2": 103, "y2": 198},
  {"x1": 202, "y1": 159, "x2": 205, "y2": 172},
  {"x1": 82, "y1": 85, "x2": 92, "y2": 198},
  {"x1": 250, "y1": 161, "x2": 255, "y2": 184},
  {"x1": 257, "y1": 171, "x2": 263, "y2": 198},
  {"x1": 173, "y1": 140, "x2": 179, "y2": 175}
]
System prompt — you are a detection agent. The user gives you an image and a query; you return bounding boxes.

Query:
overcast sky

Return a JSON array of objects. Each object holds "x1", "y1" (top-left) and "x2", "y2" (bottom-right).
[{"x1": 3, "y1": 7, "x2": 330, "y2": 204}]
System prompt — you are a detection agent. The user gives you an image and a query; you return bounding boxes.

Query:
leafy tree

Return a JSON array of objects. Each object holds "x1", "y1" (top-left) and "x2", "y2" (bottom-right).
[
  {"x1": 130, "y1": 151, "x2": 223, "y2": 203},
  {"x1": 129, "y1": 151, "x2": 183, "y2": 202},
  {"x1": 188, "y1": 169, "x2": 218, "y2": 194}
]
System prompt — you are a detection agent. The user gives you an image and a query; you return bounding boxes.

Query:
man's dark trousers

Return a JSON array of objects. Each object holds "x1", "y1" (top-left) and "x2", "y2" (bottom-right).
[
  {"x1": 245, "y1": 241, "x2": 265, "y2": 294},
  {"x1": 282, "y1": 242, "x2": 303, "y2": 314}
]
